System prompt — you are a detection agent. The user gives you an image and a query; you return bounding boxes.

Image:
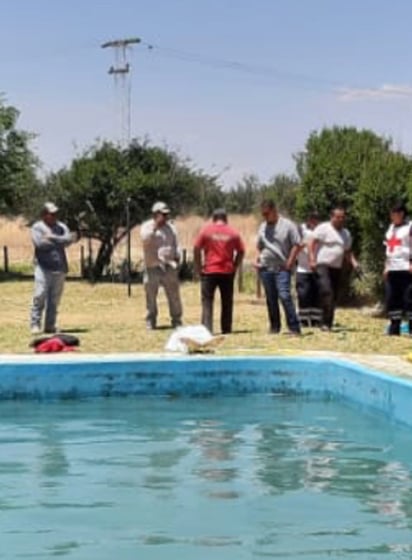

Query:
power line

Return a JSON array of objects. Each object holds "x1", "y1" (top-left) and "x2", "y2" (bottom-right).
[{"x1": 140, "y1": 41, "x2": 342, "y2": 92}]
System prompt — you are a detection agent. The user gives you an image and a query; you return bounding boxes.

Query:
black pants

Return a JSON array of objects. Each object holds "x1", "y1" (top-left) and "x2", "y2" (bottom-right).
[
  {"x1": 316, "y1": 265, "x2": 342, "y2": 329},
  {"x1": 201, "y1": 273, "x2": 235, "y2": 334},
  {"x1": 296, "y1": 272, "x2": 321, "y2": 326},
  {"x1": 385, "y1": 270, "x2": 412, "y2": 335}
]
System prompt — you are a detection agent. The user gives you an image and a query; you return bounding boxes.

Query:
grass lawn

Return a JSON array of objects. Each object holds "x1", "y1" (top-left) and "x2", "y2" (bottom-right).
[{"x1": 0, "y1": 279, "x2": 411, "y2": 357}]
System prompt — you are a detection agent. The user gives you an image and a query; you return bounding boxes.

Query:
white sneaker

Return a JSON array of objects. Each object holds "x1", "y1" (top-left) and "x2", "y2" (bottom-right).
[{"x1": 30, "y1": 326, "x2": 41, "y2": 335}]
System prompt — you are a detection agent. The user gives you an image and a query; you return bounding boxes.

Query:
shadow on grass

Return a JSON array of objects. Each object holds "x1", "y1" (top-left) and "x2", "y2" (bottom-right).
[
  {"x1": 333, "y1": 323, "x2": 365, "y2": 333},
  {"x1": 60, "y1": 328, "x2": 89, "y2": 334},
  {"x1": 280, "y1": 331, "x2": 314, "y2": 338}
]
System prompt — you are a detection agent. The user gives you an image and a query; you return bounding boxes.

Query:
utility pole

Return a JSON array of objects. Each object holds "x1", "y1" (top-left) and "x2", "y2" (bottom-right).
[
  {"x1": 125, "y1": 197, "x2": 132, "y2": 297},
  {"x1": 101, "y1": 37, "x2": 141, "y2": 146},
  {"x1": 102, "y1": 38, "x2": 140, "y2": 297}
]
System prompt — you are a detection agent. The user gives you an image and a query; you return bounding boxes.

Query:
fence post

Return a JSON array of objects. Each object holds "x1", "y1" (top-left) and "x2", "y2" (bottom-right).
[
  {"x1": 256, "y1": 271, "x2": 261, "y2": 299},
  {"x1": 80, "y1": 245, "x2": 85, "y2": 278},
  {"x1": 3, "y1": 246, "x2": 9, "y2": 273},
  {"x1": 237, "y1": 262, "x2": 244, "y2": 293}
]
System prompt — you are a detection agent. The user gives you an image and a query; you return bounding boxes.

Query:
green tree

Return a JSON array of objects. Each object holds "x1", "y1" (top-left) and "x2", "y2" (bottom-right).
[
  {"x1": 225, "y1": 174, "x2": 261, "y2": 214},
  {"x1": 261, "y1": 174, "x2": 300, "y2": 218},
  {"x1": 295, "y1": 126, "x2": 391, "y2": 251},
  {"x1": 224, "y1": 173, "x2": 299, "y2": 216},
  {"x1": 356, "y1": 150, "x2": 412, "y2": 292},
  {"x1": 43, "y1": 140, "x2": 222, "y2": 279},
  {"x1": 296, "y1": 125, "x2": 412, "y2": 299},
  {"x1": 0, "y1": 98, "x2": 38, "y2": 214}
]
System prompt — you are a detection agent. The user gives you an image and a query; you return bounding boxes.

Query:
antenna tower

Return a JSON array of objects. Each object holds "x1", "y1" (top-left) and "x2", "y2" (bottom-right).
[{"x1": 101, "y1": 37, "x2": 141, "y2": 146}]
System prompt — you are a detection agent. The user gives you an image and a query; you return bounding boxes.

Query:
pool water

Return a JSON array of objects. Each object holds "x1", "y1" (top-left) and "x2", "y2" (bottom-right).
[{"x1": 1, "y1": 395, "x2": 412, "y2": 559}]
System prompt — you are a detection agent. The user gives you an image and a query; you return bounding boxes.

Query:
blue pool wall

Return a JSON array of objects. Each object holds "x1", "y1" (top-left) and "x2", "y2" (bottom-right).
[{"x1": 0, "y1": 355, "x2": 411, "y2": 426}]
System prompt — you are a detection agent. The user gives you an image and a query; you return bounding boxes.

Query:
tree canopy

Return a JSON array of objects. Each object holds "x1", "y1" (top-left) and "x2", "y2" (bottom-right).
[
  {"x1": 224, "y1": 173, "x2": 299, "y2": 217},
  {"x1": 295, "y1": 125, "x2": 412, "y2": 298},
  {"x1": 0, "y1": 99, "x2": 38, "y2": 214},
  {"x1": 43, "y1": 140, "x2": 223, "y2": 279}
]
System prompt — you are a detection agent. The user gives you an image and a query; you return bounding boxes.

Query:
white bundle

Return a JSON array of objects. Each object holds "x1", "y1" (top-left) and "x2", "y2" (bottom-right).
[{"x1": 165, "y1": 325, "x2": 224, "y2": 354}]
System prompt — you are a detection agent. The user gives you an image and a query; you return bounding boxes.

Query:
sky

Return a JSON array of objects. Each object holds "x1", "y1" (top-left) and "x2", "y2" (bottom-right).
[{"x1": 2, "y1": 0, "x2": 412, "y2": 188}]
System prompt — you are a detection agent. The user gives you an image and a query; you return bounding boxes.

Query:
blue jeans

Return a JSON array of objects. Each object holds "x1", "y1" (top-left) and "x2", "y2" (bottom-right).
[
  {"x1": 30, "y1": 266, "x2": 66, "y2": 332},
  {"x1": 259, "y1": 269, "x2": 300, "y2": 333}
]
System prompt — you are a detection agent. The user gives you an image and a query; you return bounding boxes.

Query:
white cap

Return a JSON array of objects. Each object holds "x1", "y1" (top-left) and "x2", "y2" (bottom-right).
[
  {"x1": 151, "y1": 201, "x2": 170, "y2": 214},
  {"x1": 43, "y1": 202, "x2": 59, "y2": 214}
]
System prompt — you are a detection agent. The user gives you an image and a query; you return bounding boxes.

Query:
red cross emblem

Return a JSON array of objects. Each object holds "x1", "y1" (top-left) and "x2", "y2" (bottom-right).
[{"x1": 387, "y1": 233, "x2": 402, "y2": 253}]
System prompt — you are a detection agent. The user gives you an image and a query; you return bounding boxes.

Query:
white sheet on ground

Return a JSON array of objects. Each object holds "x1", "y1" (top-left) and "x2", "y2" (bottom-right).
[{"x1": 165, "y1": 325, "x2": 224, "y2": 354}]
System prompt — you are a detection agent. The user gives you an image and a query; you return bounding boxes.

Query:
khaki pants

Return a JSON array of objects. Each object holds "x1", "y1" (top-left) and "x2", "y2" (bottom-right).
[{"x1": 144, "y1": 266, "x2": 183, "y2": 327}]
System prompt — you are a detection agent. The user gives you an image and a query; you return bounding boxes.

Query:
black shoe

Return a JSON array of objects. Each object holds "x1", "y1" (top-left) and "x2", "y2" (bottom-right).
[{"x1": 388, "y1": 319, "x2": 401, "y2": 336}]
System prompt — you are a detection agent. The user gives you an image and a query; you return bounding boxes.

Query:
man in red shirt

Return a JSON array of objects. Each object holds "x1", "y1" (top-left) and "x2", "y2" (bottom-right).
[{"x1": 194, "y1": 209, "x2": 245, "y2": 334}]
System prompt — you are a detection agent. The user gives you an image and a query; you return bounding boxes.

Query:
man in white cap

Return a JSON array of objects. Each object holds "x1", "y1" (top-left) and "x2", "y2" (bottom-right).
[
  {"x1": 140, "y1": 201, "x2": 183, "y2": 329},
  {"x1": 30, "y1": 202, "x2": 78, "y2": 334}
]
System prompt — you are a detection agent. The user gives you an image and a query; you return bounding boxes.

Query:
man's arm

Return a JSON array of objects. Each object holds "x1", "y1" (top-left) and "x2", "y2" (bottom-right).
[
  {"x1": 307, "y1": 238, "x2": 319, "y2": 271},
  {"x1": 31, "y1": 222, "x2": 74, "y2": 249},
  {"x1": 46, "y1": 223, "x2": 75, "y2": 246},
  {"x1": 233, "y1": 249, "x2": 244, "y2": 273},
  {"x1": 31, "y1": 223, "x2": 54, "y2": 250},
  {"x1": 233, "y1": 235, "x2": 245, "y2": 272},
  {"x1": 284, "y1": 222, "x2": 301, "y2": 270},
  {"x1": 285, "y1": 244, "x2": 300, "y2": 271},
  {"x1": 344, "y1": 231, "x2": 359, "y2": 270},
  {"x1": 193, "y1": 246, "x2": 202, "y2": 278},
  {"x1": 140, "y1": 220, "x2": 156, "y2": 243},
  {"x1": 345, "y1": 250, "x2": 359, "y2": 270}
]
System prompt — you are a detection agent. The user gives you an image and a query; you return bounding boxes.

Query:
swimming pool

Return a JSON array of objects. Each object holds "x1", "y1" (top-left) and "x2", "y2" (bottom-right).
[
  {"x1": 1, "y1": 354, "x2": 412, "y2": 425},
  {"x1": 2, "y1": 394, "x2": 412, "y2": 559}
]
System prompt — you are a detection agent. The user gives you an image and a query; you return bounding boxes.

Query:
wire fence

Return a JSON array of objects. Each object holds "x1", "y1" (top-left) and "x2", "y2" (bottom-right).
[{"x1": 0, "y1": 215, "x2": 261, "y2": 292}]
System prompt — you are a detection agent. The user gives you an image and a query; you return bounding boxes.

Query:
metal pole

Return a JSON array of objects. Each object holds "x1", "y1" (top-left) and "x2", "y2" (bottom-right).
[
  {"x1": 126, "y1": 197, "x2": 132, "y2": 297},
  {"x1": 3, "y1": 246, "x2": 8, "y2": 273}
]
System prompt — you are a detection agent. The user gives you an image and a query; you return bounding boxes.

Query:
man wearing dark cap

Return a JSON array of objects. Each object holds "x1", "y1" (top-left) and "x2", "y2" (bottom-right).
[
  {"x1": 383, "y1": 201, "x2": 412, "y2": 335},
  {"x1": 141, "y1": 201, "x2": 183, "y2": 330},
  {"x1": 194, "y1": 209, "x2": 245, "y2": 334},
  {"x1": 30, "y1": 202, "x2": 78, "y2": 334}
]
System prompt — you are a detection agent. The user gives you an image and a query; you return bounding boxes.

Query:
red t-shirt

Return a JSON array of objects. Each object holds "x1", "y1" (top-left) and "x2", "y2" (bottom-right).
[{"x1": 194, "y1": 222, "x2": 245, "y2": 274}]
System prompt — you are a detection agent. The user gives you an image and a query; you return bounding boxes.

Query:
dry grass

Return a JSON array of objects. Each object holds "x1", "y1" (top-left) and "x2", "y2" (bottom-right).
[{"x1": 1, "y1": 279, "x2": 411, "y2": 358}]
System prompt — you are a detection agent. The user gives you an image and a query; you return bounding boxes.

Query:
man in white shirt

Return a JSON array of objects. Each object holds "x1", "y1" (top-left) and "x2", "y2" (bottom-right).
[
  {"x1": 140, "y1": 201, "x2": 183, "y2": 330},
  {"x1": 308, "y1": 207, "x2": 358, "y2": 331},
  {"x1": 383, "y1": 201, "x2": 412, "y2": 335}
]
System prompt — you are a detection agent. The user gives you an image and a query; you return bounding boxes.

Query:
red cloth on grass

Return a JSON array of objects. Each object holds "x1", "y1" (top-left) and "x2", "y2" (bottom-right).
[{"x1": 35, "y1": 337, "x2": 76, "y2": 353}]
